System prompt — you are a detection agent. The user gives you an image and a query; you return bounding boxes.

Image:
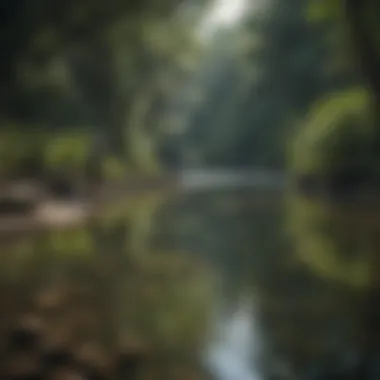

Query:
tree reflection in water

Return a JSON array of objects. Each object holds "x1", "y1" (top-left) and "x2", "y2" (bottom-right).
[
  {"x1": 1, "y1": 189, "x2": 380, "y2": 380},
  {"x1": 206, "y1": 295, "x2": 261, "y2": 380},
  {"x1": 0, "y1": 193, "x2": 217, "y2": 380},
  {"x1": 275, "y1": 191, "x2": 380, "y2": 379}
]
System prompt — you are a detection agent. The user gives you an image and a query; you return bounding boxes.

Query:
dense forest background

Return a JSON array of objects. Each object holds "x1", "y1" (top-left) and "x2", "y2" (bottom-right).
[
  {"x1": 2, "y1": 2, "x2": 380, "y2": 379},
  {"x1": 1, "y1": 0, "x2": 379, "y2": 180}
]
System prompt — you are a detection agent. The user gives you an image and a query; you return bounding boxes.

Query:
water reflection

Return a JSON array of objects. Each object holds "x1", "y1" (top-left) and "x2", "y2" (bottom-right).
[
  {"x1": 281, "y1": 192, "x2": 379, "y2": 379},
  {"x1": 206, "y1": 295, "x2": 260, "y2": 380},
  {"x1": 0, "y1": 189, "x2": 379, "y2": 379},
  {"x1": 0, "y1": 193, "x2": 217, "y2": 379}
]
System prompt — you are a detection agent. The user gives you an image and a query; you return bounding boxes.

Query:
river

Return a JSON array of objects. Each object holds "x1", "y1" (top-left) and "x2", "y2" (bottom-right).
[{"x1": 0, "y1": 184, "x2": 377, "y2": 379}]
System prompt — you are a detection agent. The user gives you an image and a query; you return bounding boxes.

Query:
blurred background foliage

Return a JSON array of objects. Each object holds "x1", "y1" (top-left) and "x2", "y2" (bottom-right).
[
  {"x1": 2, "y1": 0, "x2": 380, "y2": 378},
  {"x1": 2, "y1": 0, "x2": 380, "y2": 182},
  {"x1": 0, "y1": 0, "x2": 208, "y2": 181}
]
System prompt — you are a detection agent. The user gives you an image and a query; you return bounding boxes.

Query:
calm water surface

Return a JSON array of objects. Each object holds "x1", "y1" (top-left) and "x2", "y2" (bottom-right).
[{"x1": 0, "y1": 188, "x2": 377, "y2": 379}]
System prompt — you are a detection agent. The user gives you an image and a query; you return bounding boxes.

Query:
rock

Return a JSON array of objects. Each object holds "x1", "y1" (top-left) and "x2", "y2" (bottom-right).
[
  {"x1": 34, "y1": 201, "x2": 90, "y2": 228},
  {"x1": 0, "y1": 181, "x2": 46, "y2": 215}
]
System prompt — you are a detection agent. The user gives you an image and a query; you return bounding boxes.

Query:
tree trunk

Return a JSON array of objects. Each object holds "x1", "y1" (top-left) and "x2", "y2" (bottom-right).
[
  {"x1": 345, "y1": 1, "x2": 380, "y2": 372},
  {"x1": 345, "y1": 0, "x2": 380, "y2": 104}
]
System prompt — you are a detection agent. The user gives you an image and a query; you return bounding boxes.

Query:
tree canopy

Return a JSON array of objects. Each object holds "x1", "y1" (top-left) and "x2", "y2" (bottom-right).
[{"x1": 0, "y1": 0, "x2": 208, "y2": 179}]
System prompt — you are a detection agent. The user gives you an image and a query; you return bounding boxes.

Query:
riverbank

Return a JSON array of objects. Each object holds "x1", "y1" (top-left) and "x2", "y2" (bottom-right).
[
  {"x1": 0, "y1": 169, "x2": 287, "y2": 239},
  {"x1": 0, "y1": 176, "x2": 178, "y2": 239}
]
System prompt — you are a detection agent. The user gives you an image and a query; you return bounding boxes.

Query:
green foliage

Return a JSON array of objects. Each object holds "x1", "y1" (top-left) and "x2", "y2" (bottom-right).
[
  {"x1": 44, "y1": 133, "x2": 92, "y2": 172},
  {"x1": 0, "y1": 192, "x2": 219, "y2": 366},
  {"x1": 288, "y1": 194, "x2": 374, "y2": 289},
  {"x1": 48, "y1": 228, "x2": 94, "y2": 256},
  {"x1": 284, "y1": 0, "x2": 380, "y2": 303},
  {"x1": 306, "y1": 0, "x2": 342, "y2": 22},
  {"x1": 0, "y1": 129, "x2": 46, "y2": 176},
  {"x1": 0, "y1": 128, "x2": 96, "y2": 178},
  {"x1": 180, "y1": 0, "x2": 346, "y2": 169},
  {"x1": 290, "y1": 88, "x2": 376, "y2": 174},
  {"x1": 101, "y1": 156, "x2": 129, "y2": 180},
  {"x1": 0, "y1": 0, "x2": 208, "y2": 178}
]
